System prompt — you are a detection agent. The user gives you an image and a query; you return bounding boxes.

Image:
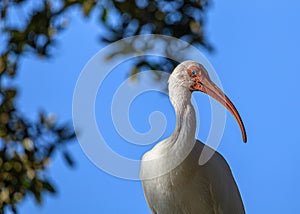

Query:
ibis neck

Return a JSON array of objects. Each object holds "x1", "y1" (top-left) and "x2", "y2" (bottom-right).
[{"x1": 169, "y1": 85, "x2": 196, "y2": 145}]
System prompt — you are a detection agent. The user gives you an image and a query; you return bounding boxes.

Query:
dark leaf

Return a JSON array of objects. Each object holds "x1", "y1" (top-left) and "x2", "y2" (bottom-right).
[
  {"x1": 62, "y1": 151, "x2": 75, "y2": 168},
  {"x1": 32, "y1": 190, "x2": 41, "y2": 204},
  {"x1": 42, "y1": 180, "x2": 56, "y2": 194}
]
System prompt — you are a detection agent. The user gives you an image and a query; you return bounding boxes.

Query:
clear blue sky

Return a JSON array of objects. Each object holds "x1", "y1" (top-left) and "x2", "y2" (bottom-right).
[{"x1": 10, "y1": 0, "x2": 300, "y2": 213}]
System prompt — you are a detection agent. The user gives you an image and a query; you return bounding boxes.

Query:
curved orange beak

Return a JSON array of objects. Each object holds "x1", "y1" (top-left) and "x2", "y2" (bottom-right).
[{"x1": 193, "y1": 76, "x2": 247, "y2": 143}]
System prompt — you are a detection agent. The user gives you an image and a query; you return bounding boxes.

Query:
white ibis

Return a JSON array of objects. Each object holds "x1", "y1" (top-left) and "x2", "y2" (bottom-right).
[{"x1": 140, "y1": 60, "x2": 247, "y2": 214}]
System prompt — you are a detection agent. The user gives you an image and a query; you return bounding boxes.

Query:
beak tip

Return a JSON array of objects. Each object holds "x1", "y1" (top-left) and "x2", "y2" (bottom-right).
[{"x1": 243, "y1": 135, "x2": 247, "y2": 143}]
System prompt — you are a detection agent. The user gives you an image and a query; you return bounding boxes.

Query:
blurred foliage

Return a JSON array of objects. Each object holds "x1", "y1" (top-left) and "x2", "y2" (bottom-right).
[
  {"x1": 0, "y1": 0, "x2": 212, "y2": 213},
  {"x1": 100, "y1": 0, "x2": 213, "y2": 78}
]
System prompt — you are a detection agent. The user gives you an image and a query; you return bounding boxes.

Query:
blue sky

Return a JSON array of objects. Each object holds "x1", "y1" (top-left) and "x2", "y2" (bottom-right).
[{"x1": 9, "y1": 0, "x2": 300, "y2": 213}]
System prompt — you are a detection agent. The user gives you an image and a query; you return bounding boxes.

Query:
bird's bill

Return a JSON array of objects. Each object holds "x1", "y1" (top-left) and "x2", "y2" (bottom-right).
[{"x1": 193, "y1": 79, "x2": 247, "y2": 143}]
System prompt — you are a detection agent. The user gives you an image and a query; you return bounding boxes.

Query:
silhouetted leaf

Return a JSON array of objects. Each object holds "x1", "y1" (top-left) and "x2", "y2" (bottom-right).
[
  {"x1": 42, "y1": 180, "x2": 56, "y2": 194},
  {"x1": 62, "y1": 151, "x2": 75, "y2": 168}
]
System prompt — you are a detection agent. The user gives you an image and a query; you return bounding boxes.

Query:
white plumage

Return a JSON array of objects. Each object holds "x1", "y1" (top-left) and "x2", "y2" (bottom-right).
[{"x1": 140, "y1": 61, "x2": 246, "y2": 214}]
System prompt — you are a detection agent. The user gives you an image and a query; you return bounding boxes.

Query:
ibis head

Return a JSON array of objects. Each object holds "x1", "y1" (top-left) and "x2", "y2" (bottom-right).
[{"x1": 169, "y1": 60, "x2": 247, "y2": 143}]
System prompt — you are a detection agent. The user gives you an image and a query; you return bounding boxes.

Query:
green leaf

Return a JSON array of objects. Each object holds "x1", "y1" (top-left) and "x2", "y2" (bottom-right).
[
  {"x1": 82, "y1": 0, "x2": 96, "y2": 16},
  {"x1": 101, "y1": 8, "x2": 107, "y2": 21},
  {"x1": 5, "y1": 89, "x2": 17, "y2": 99}
]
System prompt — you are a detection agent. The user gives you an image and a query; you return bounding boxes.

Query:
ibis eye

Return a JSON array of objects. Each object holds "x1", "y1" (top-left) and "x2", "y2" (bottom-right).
[{"x1": 191, "y1": 70, "x2": 197, "y2": 76}]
